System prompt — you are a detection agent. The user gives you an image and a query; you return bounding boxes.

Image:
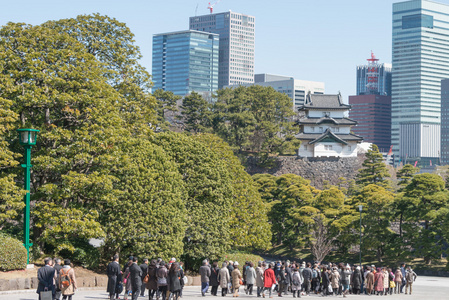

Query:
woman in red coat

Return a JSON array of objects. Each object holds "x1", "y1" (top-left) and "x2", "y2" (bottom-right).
[
  {"x1": 374, "y1": 268, "x2": 385, "y2": 295},
  {"x1": 262, "y1": 263, "x2": 276, "y2": 298}
]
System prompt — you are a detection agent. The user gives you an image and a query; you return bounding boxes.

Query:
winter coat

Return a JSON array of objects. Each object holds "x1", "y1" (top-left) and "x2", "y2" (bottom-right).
[
  {"x1": 365, "y1": 272, "x2": 375, "y2": 291},
  {"x1": 405, "y1": 270, "x2": 417, "y2": 283},
  {"x1": 291, "y1": 271, "x2": 302, "y2": 291},
  {"x1": 341, "y1": 270, "x2": 352, "y2": 285},
  {"x1": 218, "y1": 267, "x2": 230, "y2": 289},
  {"x1": 246, "y1": 267, "x2": 256, "y2": 285},
  {"x1": 210, "y1": 266, "x2": 220, "y2": 286},
  {"x1": 106, "y1": 261, "x2": 120, "y2": 294},
  {"x1": 285, "y1": 267, "x2": 292, "y2": 285},
  {"x1": 231, "y1": 268, "x2": 242, "y2": 289},
  {"x1": 157, "y1": 266, "x2": 168, "y2": 287},
  {"x1": 168, "y1": 270, "x2": 182, "y2": 292},
  {"x1": 351, "y1": 269, "x2": 363, "y2": 290},
  {"x1": 374, "y1": 271, "x2": 384, "y2": 292},
  {"x1": 146, "y1": 264, "x2": 158, "y2": 290},
  {"x1": 199, "y1": 265, "x2": 211, "y2": 283},
  {"x1": 277, "y1": 269, "x2": 286, "y2": 284},
  {"x1": 123, "y1": 266, "x2": 132, "y2": 291},
  {"x1": 263, "y1": 268, "x2": 276, "y2": 288},
  {"x1": 330, "y1": 270, "x2": 340, "y2": 289},
  {"x1": 394, "y1": 269, "x2": 403, "y2": 283},
  {"x1": 255, "y1": 267, "x2": 264, "y2": 287},
  {"x1": 321, "y1": 271, "x2": 330, "y2": 287},
  {"x1": 36, "y1": 265, "x2": 56, "y2": 294},
  {"x1": 129, "y1": 263, "x2": 143, "y2": 289},
  {"x1": 59, "y1": 266, "x2": 77, "y2": 296},
  {"x1": 383, "y1": 270, "x2": 389, "y2": 289}
]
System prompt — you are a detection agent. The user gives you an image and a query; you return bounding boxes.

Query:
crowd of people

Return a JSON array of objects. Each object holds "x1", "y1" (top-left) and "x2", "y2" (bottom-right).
[
  {"x1": 36, "y1": 257, "x2": 77, "y2": 300},
  {"x1": 106, "y1": 256, "x2": 419, "y2": 300}
]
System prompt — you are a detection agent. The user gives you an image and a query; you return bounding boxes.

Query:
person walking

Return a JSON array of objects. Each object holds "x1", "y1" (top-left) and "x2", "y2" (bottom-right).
[
  {"x1": 245, "y1": 262, "x2": 256, "y2": 295},
  {"x1": 284, "y1": 262, "x2": 292, "y2": 296},
  {"x1": 168, "y1": 263, "x2": 182, "y2": 300},
  {"x1": 311, "y1": 264, "x2": 320, "y2": 295},
  {"x1": 302, "y1": 263, "x2": 312, "y2": 296},
  {"x1": 394, "y1": 268, "x2": 402, "y2": 294},
  {"x1": 341, "y1": 265, "x2": 352, "y2": 298},
  {"x1": 405, "y1": 267, "x2": 417, "y2": 295},
  {"x1": 330, "y1": 267, "x2": 340, "y2": 296},
  {"x1": 199, "y1": 259, "x2": 211, "y2": 296},
  {"x1": 218, "y1": 262, "x2": 231, "y2": 297},
  {"x1": 140, "y1": 259, "x2": 149, "y2": 297},
  {"x1": 277, "y1": 265, "x2": 286, "y2": 297},
  {"x1": 157, "y1": 261, "x2": 169, "y2": 300},
  {"x1": 263, "y1": 263, "x2": 276, "y2": 299},
  {"x1": 291, "y1": 268, "x2": 302, "y2": 298},
  {"x1": 400, "y1": 263, "x2": 406, "y2": 293},
  {"x1": 123, "y1": 257, "x2": 134, "y2": 300},
  {"x1": 129, "y1": 257, "x2": 143, "y2": 300},
  {"x1": 37, "y1": 258, "x2": 57, "y2": 300},
  {"x1": 231, "y1": 262, "x2": 242, "y2": 297},
  {"x1": 365, "y1": 269, "x2": 375, "y2": 295},
  {"x1": 107, "y1": 255, "x2": 121, "y2": 300},
  {"x1": 351, "y1": 266, "x2": 363, "y2": 295},
  {"x1": 255, "y1": 262, "x2": 265, "y2": 297},
  {"x1": 210, "y1": 261, "x2": 220, "y2": 296},
  {"x1": 146, "y1": 260, "x2": 158, "y2": 300},
  {"x1": 382, "y1": 267, "x2": 389, "y2": 295},
  {"x1": 53, "y1": 258, "x2": 63, "y2": 300},
  {"x1": 58, "y1": 259, "x2": 77, "y2": 300},
  {"x1": 374, "y1": 268, "x2": 384, "y2": 295},
  {"x1": 387, "y1": 268, "x2": 395, "y2": 295}
]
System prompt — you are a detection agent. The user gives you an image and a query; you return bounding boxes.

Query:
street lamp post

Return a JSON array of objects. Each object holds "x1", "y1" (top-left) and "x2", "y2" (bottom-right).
[
  {"x1": 358, "y1": 204, "x2": 363, "y2": 268},
  {"x1": 17, "y1": 128, "x2": 39, "y2": 265}
]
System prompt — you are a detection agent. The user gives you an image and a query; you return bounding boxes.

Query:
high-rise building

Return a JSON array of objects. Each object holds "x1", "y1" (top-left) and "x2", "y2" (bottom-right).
[
  {"x1": 349, "y1": 94, "x2": 391, "y2": 152},
  {"x1": 392, "y1": 0, "x2": 449, "y2": 165},
  {"x1": 189, "y1": 11, "x2": 255, "y2": 88},
  {"x1": 441, "y1": 79, "x2": 449, "y2": 164},
  {"x1": 152, "y1": 30, "x2": 219, "y2": 97},
  {"x1": 235, "y1": 73, "x2": 324, "y2": 110},
  {"x1": 356, "y1": 52, "x2": 392, "y2": 96}
]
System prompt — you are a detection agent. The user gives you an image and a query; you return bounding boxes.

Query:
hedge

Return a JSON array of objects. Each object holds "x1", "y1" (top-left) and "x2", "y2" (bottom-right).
[{"x1": 0, "y1": 234, "x2": 27, "y2": 271}]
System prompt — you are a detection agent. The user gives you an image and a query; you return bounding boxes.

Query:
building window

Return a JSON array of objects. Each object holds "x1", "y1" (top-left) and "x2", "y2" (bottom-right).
[
  {"x1": 304, "y1": 145, "x2": 308, "y2": 151},
  {"x1": 324, "y1": 145, "x2": 333, "y2": 151},
  {"x1": 348, "y1": 146, "x2": 352, "y2": 151},
  {"x1": 322, "y1": 111, "x2": 330, "y2": 117},
  {"x1": 319, "y1": 127, "x2": 323, "y2": 132}
]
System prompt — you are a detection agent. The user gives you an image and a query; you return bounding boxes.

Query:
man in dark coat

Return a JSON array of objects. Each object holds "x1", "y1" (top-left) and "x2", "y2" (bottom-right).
[
  {"x1": 139, "y1": 258, "x2": 149, "y2": 296},
  {"x1": 284, "y1": 261, "x2": 293, "y2": 295},
  {"x1": 36, "y1": 257, "x2": 56, "y2": 300},
  {"x1": 53, "y1": 258, "x2": 63, "y2": 300},
  {"x1": 302, "y1": 262, "x2": 313, "y2": 296},
  {"x1": 129, "y1": 256, "x2": 143, "y2": 300},
  {"x1": 199, "y1": 259, "x2": 211, "y2": 296},
  {"x1": 209, "y1": 261, "x2": 220, "y2": 296},
  {"x1": 107, "y1": 255, "x2": 121, "y2": 300}
]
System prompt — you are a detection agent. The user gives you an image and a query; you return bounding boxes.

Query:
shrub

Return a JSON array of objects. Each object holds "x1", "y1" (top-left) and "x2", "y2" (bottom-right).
[
  {"x1": 218, "y1": 252, "x2": 265, "y2": 267},
  {"x1": 0, "y1": 234, "x2": 27, "y2": 271}
]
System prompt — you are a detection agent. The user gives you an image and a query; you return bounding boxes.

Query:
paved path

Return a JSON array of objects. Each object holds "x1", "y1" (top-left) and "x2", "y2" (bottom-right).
[{"x1": 1, "y1": 277, "x2": 448, "y2": 300}]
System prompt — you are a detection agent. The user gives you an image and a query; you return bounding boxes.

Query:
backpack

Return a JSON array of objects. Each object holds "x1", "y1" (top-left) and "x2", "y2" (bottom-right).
[
  {"x1": 312, "y1": 269, "x2": 318, "y2": 279},
  {"x1": 60, "y1": 268, "x2": 71, "y2": 288}
]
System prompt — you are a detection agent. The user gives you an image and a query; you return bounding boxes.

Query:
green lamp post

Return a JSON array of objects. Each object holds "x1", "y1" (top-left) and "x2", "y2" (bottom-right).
[{"x1": 17, "y1": 128, "x2": 39, "y2": 265}]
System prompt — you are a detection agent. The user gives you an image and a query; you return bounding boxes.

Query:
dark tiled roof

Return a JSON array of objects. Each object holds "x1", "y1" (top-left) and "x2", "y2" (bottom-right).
[
  {"x1": 298, "y1": 93, "x2": 351, "y2": 110},
  {"x1": 298, "y1": 117, "x2": 357, "y2": 126},
  {"x1": 295, "y1": 129, "x2": 363, "y2": 144}
]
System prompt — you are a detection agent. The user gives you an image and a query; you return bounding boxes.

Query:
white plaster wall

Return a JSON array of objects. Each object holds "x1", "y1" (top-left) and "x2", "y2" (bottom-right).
[
  {"x1": 310, "y1": 142, "x2": 358, "y2": 158},
  {"x1": 303, "y1": 125, "x2": 351, "y2": 134},
  {"x1": 308, "y1": 110, "x2": 345, "y2": 118},
  {"x1": 298, "y1": 143, "x2": 314, "y2": 157}
]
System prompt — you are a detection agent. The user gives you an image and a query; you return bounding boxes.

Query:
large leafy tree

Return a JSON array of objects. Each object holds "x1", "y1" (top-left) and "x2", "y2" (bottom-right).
[
  {"x1": 402, "y1": 173, "x2": 448, "y2": 264},
  {"x1": 212, "y1": 86, "x2": 299, "y2": 156},
  {"x1": 193, "y1": 134, "x2": 271, "y2": 251},
  {"x1": 356, "y1": 144, "x2": 390, "y2": 188},
  {"x1": 152, "y1": 132, "x2": 233, "y2": 269},
  {"x1": 180, "y1": 92, "x2": 211, "y2": 133}
]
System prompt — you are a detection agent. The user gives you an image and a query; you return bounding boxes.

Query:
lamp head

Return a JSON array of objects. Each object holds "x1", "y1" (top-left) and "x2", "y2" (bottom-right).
[
  {"x1": 17, "y1": 129, "x2": 40, "y2": 146},
  {"x1": 358, "y1": 204, "x2": 363, "y2": 212}
]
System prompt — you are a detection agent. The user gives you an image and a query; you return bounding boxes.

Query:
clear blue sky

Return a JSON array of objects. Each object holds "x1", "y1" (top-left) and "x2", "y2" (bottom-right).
[{"x1": 2, "y1": 0, "x2": 449, "y2": 100}]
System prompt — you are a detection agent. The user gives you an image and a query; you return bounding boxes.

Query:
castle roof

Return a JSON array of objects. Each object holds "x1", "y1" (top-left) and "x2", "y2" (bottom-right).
[
  {"x1": 295, "y1": 128, "x2": 363, "y2": 145},
  {"x1": 298, "y1": 93, "x2": 351, "y2": 110}
]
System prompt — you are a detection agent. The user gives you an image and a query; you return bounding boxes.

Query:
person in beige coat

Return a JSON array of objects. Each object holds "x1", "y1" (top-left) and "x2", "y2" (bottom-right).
[
  {"x1": 231, "y1": 262, "x2": 242, "y2": 297},
  {"x1": 218, "y1": 262, "x2": 231, "y2": 296},
  {"x1": 330, "y1": 268, "x2": 340, "y2": 296},
  {"x1": 59, "y1": 259, "x2": 77, "y2": 300}
]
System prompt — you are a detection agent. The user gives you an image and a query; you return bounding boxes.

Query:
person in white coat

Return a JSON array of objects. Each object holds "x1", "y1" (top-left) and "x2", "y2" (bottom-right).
[
  {"x1": 245, "y1": 262, "x2": 256, "y2": 295},
  {"x1": 291, "y1": 268, "x2": 302, "y2": 298}
]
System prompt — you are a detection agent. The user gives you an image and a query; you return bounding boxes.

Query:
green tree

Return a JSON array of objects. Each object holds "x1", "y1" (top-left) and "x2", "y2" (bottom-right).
[
  {"x1": 356, "y1": 144, "x2": 390, "y2": 188},
  {"x1": 152, "y1": 132, "x2": 233, "y2": 269},
  {"x1": 180, "y1": 92, "x2": 211, "y2": 133},
  {"x1": 0, "y1": 98, "x2": 25, "y2": 229},
  {"x1": 253, "y1": 174, "x2": 278, "y2": 202},
  {"x1": 403, "y1": 173, "x2": 448, "y2": 264},
  {"x1": 153, "y1": 89, "x2": 181, "y2": 127},
  {"x1": 396, "y1": 164, "x2": 419, "y2": 189},
  {"x1": 352, "y1": 184, "x2": 395, "y2": 262},
  {"x1": 193, "y1": 134, "x2": 271, "y2": 250},
  {"x1": 212, "y1": 86, "x2": 299, "y2": 156}
]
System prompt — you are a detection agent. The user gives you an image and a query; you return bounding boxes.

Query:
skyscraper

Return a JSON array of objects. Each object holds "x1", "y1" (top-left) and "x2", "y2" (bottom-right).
[
  {"x1": 189, "y1": 11, "x2": 255, "y2": 88},
  {"x1": 356, "y1": 52, "x2": 392, "y2": 96},
  {"x1": 441, "y1": 79, "x2": 449, "y2": 165},
  {"x1": 152, "y1": 30, "x2": 219, "y2": 97},
  {"x1": 392, "y1": 0, "x2": 449, "y2": 165}
]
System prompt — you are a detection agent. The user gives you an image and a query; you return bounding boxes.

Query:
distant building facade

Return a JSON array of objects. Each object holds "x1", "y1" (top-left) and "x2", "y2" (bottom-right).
[
  {"x1": 441, "y1": 79, "x2": 449, "y2": 165},
  {"x1": 392, "y1": 0, "x2": 449, "y2": 164},
  {"x1": 296, "y1": 94, "x2": 363, "y2": 158},
  {"x1": 152, "y1": 30, "x2": 219, "y2": 97},
  {"x1": 231, "y1": 73, "x2": 324, "y2": 110},
  {"x1": 356, "y1": 61, "x2": 392, "y2": 96},
  {"x1": 348, "y1": 94, "x2": 391, "y2": 152},
  {"x1": 189, "y1": 11, "x2": 255, "y2": 88}
]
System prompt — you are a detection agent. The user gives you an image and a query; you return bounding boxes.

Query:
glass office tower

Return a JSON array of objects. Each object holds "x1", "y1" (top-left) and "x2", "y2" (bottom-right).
[
  {"x1": 190, "y1": 11, "x2": 255, "y2": 88},
  {"x1": 392, "y1": 0, "x2": 449, "y2": 165},
  {"x1": 152, "y1": 30, "x2": 219, "y2": 97}
]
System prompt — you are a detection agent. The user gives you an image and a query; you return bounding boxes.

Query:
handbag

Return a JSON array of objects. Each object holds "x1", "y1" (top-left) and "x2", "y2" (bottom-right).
[
  {"x1": 40, "y1": 290, "x2": 53, "y2": 300},
  {"x1": 390, "y1": 281, "x2": 396, "y2": 288},
  {"x1": 327, "y1": 284, "x2": 333, "y2": 293},
  {"x1": 239, "y1": 279, "x2": 243, "y2": 286},
  {"x1": 143, "y1": 274, "x2": 149, "y2": 284}
]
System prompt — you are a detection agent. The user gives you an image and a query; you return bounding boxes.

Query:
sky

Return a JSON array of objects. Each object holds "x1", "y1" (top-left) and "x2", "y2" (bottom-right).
[{"x1": 2, "y1": 0, "x2": 449, "y2": 100}]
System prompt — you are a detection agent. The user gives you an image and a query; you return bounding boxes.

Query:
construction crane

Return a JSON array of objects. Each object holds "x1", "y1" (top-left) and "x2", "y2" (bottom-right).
[{"x1": 208, "y1": 0, "x2": 221, "y2": 13}]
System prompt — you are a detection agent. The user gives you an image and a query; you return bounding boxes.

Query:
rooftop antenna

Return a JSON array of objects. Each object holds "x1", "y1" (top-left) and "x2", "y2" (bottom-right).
[{"x1": 208, "y1": 0, "x2": 221, "y2": 13}]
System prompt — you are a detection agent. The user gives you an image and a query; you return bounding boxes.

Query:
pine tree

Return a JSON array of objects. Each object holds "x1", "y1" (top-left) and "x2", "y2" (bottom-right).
[{"x1": 356, "y1": 144, "x2": 390, "y2": 188}]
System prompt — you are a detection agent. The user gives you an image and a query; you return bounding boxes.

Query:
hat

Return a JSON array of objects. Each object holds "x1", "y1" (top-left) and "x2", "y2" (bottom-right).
[
  {"x1": 356, "y1": 266, "x2": 360, "y2": 270},
  {"x1": 171, "y1": 257, "x2": 176, "y2": 262},
  {"x1": 128, "y1": 256, "x2": 134, "y2": 261},
  {"x1": 234, "y1": 261, "x2": 239, "y2": 266}
]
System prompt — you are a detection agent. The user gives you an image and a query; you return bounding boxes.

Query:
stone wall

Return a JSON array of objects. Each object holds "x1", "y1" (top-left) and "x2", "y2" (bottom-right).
[{"x1": 246, "y1": 156, "x2": 364, "y2": 188}]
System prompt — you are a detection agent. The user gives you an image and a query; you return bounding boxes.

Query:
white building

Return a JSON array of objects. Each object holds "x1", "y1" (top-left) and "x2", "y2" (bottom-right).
[{"x1": 296, "y1": 93, "x2": 363, "y2": 158}]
